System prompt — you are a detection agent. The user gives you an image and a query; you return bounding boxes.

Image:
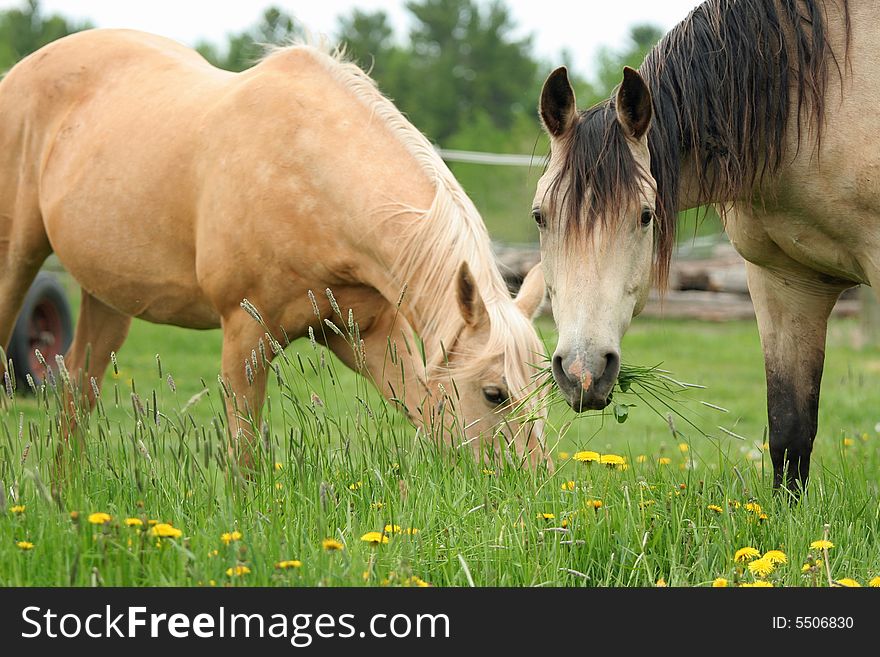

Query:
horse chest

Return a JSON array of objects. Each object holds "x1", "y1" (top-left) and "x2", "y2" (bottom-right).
[{"x1": 726, "y1": 207, "x2": 867, "y2": 285}]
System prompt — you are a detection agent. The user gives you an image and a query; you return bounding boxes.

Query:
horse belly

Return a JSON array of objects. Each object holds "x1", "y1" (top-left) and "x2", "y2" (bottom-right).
[{"x1": 55, "y1": 236, "x2": 219, "y2": 328}]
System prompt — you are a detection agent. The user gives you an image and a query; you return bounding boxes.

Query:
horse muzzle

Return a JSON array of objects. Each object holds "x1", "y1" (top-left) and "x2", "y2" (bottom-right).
[{"x1": 551, "y1": 347, "x2": 620, "y2": 412}]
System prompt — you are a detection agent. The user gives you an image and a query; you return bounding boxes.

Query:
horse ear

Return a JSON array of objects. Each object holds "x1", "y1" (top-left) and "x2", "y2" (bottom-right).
[
  {"x1": 515, "y1": 264, "x2": 546, "y2": 319},
  {"x1": 540, "y1": 67, "x2": 577, "y2": 138},
  {"x1": 615, "y1": 66, "x2": 652, "y2": 141},
  {"x1": 456, "y1": 261, "x2": 488, "y2": 329}
]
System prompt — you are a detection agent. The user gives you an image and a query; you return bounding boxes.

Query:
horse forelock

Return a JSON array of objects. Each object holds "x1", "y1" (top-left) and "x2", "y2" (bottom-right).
[{"x1": 544, "y1": 103, "x2": 666, "y2": 282}]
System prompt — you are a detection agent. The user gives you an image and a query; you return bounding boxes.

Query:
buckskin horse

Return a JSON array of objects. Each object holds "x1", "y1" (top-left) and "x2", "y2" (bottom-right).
[
  {"x1": 533, "y1": 0, "x2": 865, "y2": 490},
  {"x1": 0, "y1": 29, "x2": 548, "y2": 469}
]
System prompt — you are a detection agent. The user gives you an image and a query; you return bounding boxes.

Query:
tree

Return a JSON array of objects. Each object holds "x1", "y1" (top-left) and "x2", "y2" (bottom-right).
[
  {"x1": 337, "y1": 9, "x2": 394, "y2": 75},
  {"x1": 196, "y1": 6, "x2": 303, "y2": 72},
  {"x1": 592, "y1": 23, "x2": 664, "y2": 100},
  {"x1": 397, "y1": 0, "x2": 537, "y2": 142},
  {"x1": 0, "y1": 0, "x2": 90, "y2": 71}
]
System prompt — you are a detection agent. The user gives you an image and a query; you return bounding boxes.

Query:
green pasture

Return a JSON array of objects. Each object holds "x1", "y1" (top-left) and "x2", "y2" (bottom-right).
[{"x1": 1, "y1": 290, "x2": 879, "y2": 587}]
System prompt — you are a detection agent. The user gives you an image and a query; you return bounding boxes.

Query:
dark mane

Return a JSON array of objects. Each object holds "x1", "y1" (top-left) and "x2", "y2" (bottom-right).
[{"x1": 547, "y1": 0, "x2": 850, "y2": 286}]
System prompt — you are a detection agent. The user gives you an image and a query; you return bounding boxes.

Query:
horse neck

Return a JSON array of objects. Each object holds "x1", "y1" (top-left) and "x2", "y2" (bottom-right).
[{"x1": 360, "y1": 179, "x2": 502, "y2": 368}]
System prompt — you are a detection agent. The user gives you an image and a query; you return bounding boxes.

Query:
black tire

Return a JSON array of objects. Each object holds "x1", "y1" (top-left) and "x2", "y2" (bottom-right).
[{"x1": 7, "y1": 272, "x2": 74, "y2": 389}]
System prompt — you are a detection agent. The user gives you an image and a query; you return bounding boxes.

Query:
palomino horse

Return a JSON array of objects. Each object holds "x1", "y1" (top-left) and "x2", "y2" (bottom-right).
[
  {"x1": 534, "y1": 0, "x2": 866, "y2": 490},
  {"x1": 0, "y1": 29, "x2": 548, "y2": 468}
]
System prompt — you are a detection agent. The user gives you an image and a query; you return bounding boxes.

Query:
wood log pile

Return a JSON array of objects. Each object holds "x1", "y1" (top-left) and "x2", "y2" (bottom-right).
[{"x1": 493, "y1": 242, "x2": 861, "y2": 321}]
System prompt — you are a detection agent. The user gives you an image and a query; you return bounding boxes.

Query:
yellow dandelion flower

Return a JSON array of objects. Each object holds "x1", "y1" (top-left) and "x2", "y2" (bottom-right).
[
  {"x1": 221, "y1": 530, "x2": 242, "y2": 545},
  {"x1": 274, "y1": 462, "x2": 284, "y2": 470},
  {"x1": 537, "y1": 513, "x2": 555, "y2": 520},
  {"x1": 10, "y1": 505, "x2": 25, "y2": 514},
  {"x1": 744, "y1": 502, "x2": 762, "y2": 514},
  {"x1": 558, "y1": 452, "x2": 570, "y2": 460},
  {"x1": 836, "y1": 578, "x2": 860, "y2": 587},
  {"x1": 147, "y1": 519, "x2": 159, "y2": 526},
  {"x1": 810, "y1": 540, "x2": 834, "y2": 550},
  {"x1": 734, "y1": 547, "x2": 761, "y2": 562},
  {"x1": 600, "y1": 454, "x2": 626, "y2": 466},
  {"x1": 802, "y1": 563, "x2": 813, "y2": 573},
  {"x1": 208, "y1": 549, "x2": 219, "y2": 558},
  {"x1": 322, "y1": 538, "x2": 344, "y2": 551},
  {"x1": 561, "y1": 480, "x2": 576, "y2": 492},
  {"x1": 275, "y1": 560, "x2": 302, "y2": 569},
  {"x1": 88, "y1": 512, "x2": 112, "y2": 525},
  {"x1": 151, "y1": 523, "x2": 182, "y2": 538},
  {"x1": 405, "y1": 576, "x2": 431, "y2": 587},
  {"x1": 481, "y1": 468, "x2": 495, "y2": 476},
  {"x1": 348, "y1": 481, "x2": 363, "y2": 491},
  {"x1": 843, "y1": 437, "x2": 854, "y2": 447},
  {"x1": 658, "y1": 457, "x2": 672, "y2": 465},
  {"x1": 586, "y1": 499, "x2": 603, "y2": 509},
  {"x1": 561, "y1": 518, "x2": 569, "y2": 529},
  {"x1": 748, "y1": 557, "x2": 775, "y2": 577},
  {"x1": 361, "y1": 531, "x2": 388, "y2": 545},
  {"x1": 712, "y1": 578, "x2": 728, "y2": 587},
  {"x1": 868, "y1": 577, "x2": 880, "y2": 587},
  {"x1": 656, "y1": 578, "x2": 667, "y2": 587},
  {"x1": 678, "y1": 443, "x2": 689, "y2": 453},
  {"x1": 16, "y1": 541, "x2": 34, "y2": 550},
  {"x1": 758, "y1": 513, "x2": 769, "y2": 522},
  {"x1": 740, "y1": 581, "x2": 774, "y2": 587},
  {"x1": 384, "y1": 524, "x2": 402, "y2": 534},
  {"x1": 707, "y1": 505, "x2": 723, "y2": 513},
  {"x1": 226, "y1": 565, "x2": 250, "y2": 577},
  {"x1": 763, "y1": 550, "x2": 787, "y2": 565},
  {"x1": 69, "y1": 511, "x2": 79, "y2": 521},
  {"x1": 124, "y1": 518, "x2": 143, "y2": 527},
  {"x1": 403, "y1": 527, "x2": 419, "y2": 535},
  {"x1": 370, "y1": 502, "x2": 384, "y2": 510},
  {"x1": 275, "y1": 482, "x2": 283, "y2": 490},
  {"x1": 573, "y1": 451, "x2": 600, "y2": 463}
]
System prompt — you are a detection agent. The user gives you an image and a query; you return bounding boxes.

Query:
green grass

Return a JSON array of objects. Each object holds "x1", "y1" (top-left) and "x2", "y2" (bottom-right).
[{"x1": 1, "y1": 306, "x2": 879, "y2": 587}]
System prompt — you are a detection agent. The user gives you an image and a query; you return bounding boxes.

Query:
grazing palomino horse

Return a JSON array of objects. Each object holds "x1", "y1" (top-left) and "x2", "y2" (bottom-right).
[
  {"x1": 534, "y1": 0, "x2": 866, "y2": 491},
  {"x1": 0, "y1": 29, "x2": 548, "y2": 468}
]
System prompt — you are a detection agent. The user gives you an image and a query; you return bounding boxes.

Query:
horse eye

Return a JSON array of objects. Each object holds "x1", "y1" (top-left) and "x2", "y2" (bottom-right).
[
  {"x1": 482, "y1": 385, "x2": 509, "y2": 406},
  {"x1": 640, "y1": 209, "x2": 654, "y2": 228},
  {"x1": 532, "y1": 209, "x2": 545, "y2": 228}
]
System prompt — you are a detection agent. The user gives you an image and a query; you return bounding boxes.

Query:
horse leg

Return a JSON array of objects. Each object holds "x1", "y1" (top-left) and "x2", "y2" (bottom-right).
[
  {"x1": 63, "y1": 291, "x2": 132, "y2": 408},
  {"x1": 0, "y1": 209, "x2": 51, "y2": 372},
  {"x1": 54, "y1": 292, "x2": 131, "y2": 452},
  {"x1": 746, "y1": 262, "x2": 843, "y2": 493},
  {"x1": 220, "y1": 312, "x2": 269, "y2": 473}
]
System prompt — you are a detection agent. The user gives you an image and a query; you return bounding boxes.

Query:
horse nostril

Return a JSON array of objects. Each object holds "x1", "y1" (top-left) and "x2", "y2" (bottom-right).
[
  {"x1": 602, "y1": 350, "x2": 621, "y2": 381},
  {"x1": 552, "y1": 354, "x2": 566, "y2": 382}
]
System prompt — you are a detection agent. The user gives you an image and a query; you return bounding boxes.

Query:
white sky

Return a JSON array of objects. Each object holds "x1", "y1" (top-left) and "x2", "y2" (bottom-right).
[{"x1": 1, "y1": 0, "x2": 703, "y2": 77}]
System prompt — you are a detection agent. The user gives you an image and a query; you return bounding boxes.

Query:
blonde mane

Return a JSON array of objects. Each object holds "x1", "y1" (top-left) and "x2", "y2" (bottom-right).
[{"x1": 263, "y1": 43, "x2": 545, "y2": 399}]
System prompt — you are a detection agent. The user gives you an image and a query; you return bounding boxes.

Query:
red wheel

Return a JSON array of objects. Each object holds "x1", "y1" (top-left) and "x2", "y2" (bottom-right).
[{"x1": 7, "y1": 272, "x2": 74, "y2": 389}]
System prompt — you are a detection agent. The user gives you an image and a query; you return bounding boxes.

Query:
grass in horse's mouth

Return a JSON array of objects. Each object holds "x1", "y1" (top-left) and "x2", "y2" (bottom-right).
[{"x1": 518, "y1": 360, "x2": 718, "y2": 438}]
